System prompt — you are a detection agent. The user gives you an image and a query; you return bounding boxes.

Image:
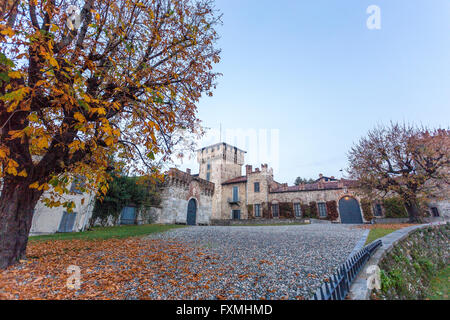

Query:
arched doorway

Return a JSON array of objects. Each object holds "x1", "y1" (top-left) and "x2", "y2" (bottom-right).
[
  {"x1": 339, "y1": 197, "x2": 363, "y2": 224},
  {"x1": 186, "y1": 199, "x2": 197, "y2": 226}
]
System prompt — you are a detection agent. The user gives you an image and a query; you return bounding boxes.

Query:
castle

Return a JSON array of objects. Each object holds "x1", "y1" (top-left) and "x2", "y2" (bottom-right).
[
  {"x1": 157, "y1": 142, "x2": 383, "y2": 225},
  {"x1": 28, "y1": 142, "x2": 447, "y2": 235}
]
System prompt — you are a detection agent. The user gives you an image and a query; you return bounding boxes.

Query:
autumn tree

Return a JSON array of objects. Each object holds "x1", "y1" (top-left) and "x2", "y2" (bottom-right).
[
  {"x1": 0, "y1": 0, "x2": 221, "y2": 268},
  {"x1": 348, "y1": 123, "x2": 449, "y2": 223}
]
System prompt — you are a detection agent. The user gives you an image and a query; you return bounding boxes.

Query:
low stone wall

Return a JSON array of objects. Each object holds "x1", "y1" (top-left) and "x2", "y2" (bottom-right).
[
  {"x1": 373, "y1": 224, "x2": 449, "y2": 300},
  {"x1": 349, "y1": 223, "x2": 449, "y2": 300},
  {"x1": 210, "y1": 218, "x2": 309, "y2": 226},
  {"x1": 373, "y1": 217, "x2": 448, "y2": 224}
]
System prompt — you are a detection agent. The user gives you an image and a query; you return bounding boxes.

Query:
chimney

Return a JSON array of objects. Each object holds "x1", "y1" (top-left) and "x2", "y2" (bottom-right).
[
  {"x1": 330, "y1": 176, "x2": 335, "y2": 180},
  {"x1": 186, "y1": 168, "x2": 191, "y2": 175},
  {"x1": 245, "y1": 165, "x2": 252, "y2": 175},
  {"x1": 319, "y1": 173, "x2": 323, "y2": 179}
]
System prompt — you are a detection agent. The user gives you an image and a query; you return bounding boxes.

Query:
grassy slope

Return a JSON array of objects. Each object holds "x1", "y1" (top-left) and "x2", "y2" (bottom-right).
[
  {"x1": 365, "y1": 228, "x2": 398, "y2": 245},
  {"x1": 29, "y1": 224, "x2": 186, "y2": 241},
  {"x1": 427, "y1": 266, "x2": 450, "y2": 300}
]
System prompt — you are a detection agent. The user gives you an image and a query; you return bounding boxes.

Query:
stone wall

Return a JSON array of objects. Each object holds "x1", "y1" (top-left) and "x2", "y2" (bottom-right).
[
  {"x1": 246, "y1": 165, "x2": 273, "y2": 210},
  {"x1": 220, "y1": 182, "x2": 248, "y2": 219},
  {"x1": 427, "y1": 200, "x2": 450, "y2": 219},
  {"x1": 268, "y1": 188, "x2": 369, "y2": 223},
  {"x1": 197, "y1": 143, "x2": 245, "y2": 220},
  {"x1": 30, "y1": 191, "x2": 96, "y2": 235},
  {"x1": 372, "y1": 224, "x2": 449, "y2": 300},
  {"x1": 157, "y1": 168, "x2": 214, "y2": 225}
]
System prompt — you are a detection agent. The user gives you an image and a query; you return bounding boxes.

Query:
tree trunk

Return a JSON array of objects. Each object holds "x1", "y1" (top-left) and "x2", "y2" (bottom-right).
[
  {"x1": 0, "y1": 180, "x2": 43, "y2": 269},
  {"x1": 404, "y1": 199, "x2": 423, "y2": 224}
]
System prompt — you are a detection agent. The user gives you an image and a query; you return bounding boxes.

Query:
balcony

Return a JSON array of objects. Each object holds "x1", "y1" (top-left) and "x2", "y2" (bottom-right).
[{"x1": 227, "y1": 197, "x2": 240, "y2": 205}]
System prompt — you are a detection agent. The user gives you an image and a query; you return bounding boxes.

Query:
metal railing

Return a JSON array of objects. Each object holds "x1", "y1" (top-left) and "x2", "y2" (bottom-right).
[{"x1": 311, "y1": 239, "x2": 382, "y2": 300}]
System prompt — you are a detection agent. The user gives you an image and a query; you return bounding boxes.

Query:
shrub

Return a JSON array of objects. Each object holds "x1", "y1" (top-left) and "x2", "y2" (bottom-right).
[
  {"x1": 279, "y1": 202, "x2": 294, "y2": 218},
  {"x1": 92, "y1": 174, "x2": 161, "y2": 225},
  {"x1": 361, "y1": 198, "x2": 374, "y2": 221},
  {"x1": 301, "y1": 204, "x2": 311, "y2": 218},
  {"x1": 309, "y1": 201, "x2": 318, "y2": 218},
  {"x1": 383, "y1": 197, "x2": 408, "y2": 218},
  {"x1": 247, "y1": 204, "x2": 254, "y2": 219},
  {"x1": 262, "y1": 202, "x2": 270, "y2": 219},
  {"x1": 326, "y1": 200, "x2": 339, "y2": 221}
]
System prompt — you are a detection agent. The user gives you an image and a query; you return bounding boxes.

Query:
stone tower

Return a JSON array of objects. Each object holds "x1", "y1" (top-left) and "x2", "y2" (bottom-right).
[{"x1": 197, "y1": 143, "x2": 246, "y2": 219}]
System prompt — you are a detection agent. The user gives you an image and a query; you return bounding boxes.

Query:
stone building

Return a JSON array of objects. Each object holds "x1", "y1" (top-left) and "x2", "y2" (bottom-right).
[
  {"x1": 157, "y1": 142, "x2": 449, "y2": 225},
  {"x1": 28, "y1": 142, "x2": 449, "y2": 232},
  {"x1": 29, "y1": 180, "x2": 96, "y2": 235},
  {"x1": 156, "y1": 167, "x2": 214, "y2": 225}
]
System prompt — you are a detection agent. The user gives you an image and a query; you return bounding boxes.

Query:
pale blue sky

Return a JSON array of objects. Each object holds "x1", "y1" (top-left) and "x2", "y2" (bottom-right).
[{"x1": 175, "y1": 0, "x2": 450, "y2": 184}]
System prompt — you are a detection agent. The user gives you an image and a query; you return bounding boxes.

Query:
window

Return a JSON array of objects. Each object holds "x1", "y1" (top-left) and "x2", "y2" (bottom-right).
[
  {"x1": 254, "y1": 204, "x2": 261, "y2": 217},
  {"x1": 254, "y1": 182, "x2": 260, "y2": 193},
  {"x1": 206, "y1": 162, "x2": 211, "y2": 181},
  {"x1": 373, "y1": 204, "x2": 383, "y2": 217},
  {"x1": 232, "y1": 186, "x2": 239, "y2": 202},
  {"x1": 294, "y1": 203, "x2": 302, "y2": 217},
  {"x1": 431, "y1": 207, "x2": 440, "y2": 217},
  {"x1": 232, "y1": 210, "x2": 241, "y2": 220},
  {"x1": 318, "y1": 202, "x2": 327, "y2": 217},
  {"x1": 272, "y1": 203, "x2": 279, "y2": 217}
]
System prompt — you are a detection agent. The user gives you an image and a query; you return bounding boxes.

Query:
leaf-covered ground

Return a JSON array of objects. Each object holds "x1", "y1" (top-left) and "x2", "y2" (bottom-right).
[
  {"x1": 1, "y1": 224, "x2": 365, "y2": 300},
  {"x1": 0, "y1": 238, "x2": 217, "y2": 300}
]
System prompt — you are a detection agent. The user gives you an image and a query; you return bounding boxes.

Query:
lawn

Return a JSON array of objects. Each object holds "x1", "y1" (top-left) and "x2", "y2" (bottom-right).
[
  {"x1": 427, "y1": 266, "x2": 450, "y2": 300},
  {"x1": 29, "y1": 224, "x2": 186, "y2": 242},
  {"x1": 365, "y1": 228, "x2": 398, "y2": 245},
  {"x1": 362, "y1": 224, "x2": 417, "y2": 245}
]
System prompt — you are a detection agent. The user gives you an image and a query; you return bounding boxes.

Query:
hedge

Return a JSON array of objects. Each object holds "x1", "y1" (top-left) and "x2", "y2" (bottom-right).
[
  {"x1": 301, "y1": 203, "x2": 311, "y2": 218},
  {"x1": 309, "y1": 201, "x2": 318, "y2": 218},
  {"x1": 326, "y1": 200, "x2": 339, "y2": 221},
  {"x1": 279, "y1": 202, "x2": 294, "y2": 218},
  {"x1": 247, "y1": 204, "x2": 254, "y2": 219},
  {"x1": 382, "y1": 197, "x2": 408, "y2": 218},
  {"x1": 361, "y1": 198, "x2": 374, "y2": 221}
]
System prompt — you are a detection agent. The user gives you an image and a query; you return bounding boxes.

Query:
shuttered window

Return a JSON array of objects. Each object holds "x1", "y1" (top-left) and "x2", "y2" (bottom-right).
[
  {"x1": 272, "y1": 204, "x2": 279, "y2": 217},
  {"x1": 232, "y1": 186, "x2": 239, "y2": 202},
  {"x1": 318, "y1": 203, "x2": 327, "y2": 217},
  {"x1": 294, "y1": 203, "x2": 302, "y2": 217},
  {"x1": 254, "y1": 204, "x2": 261, "y2": 217}
]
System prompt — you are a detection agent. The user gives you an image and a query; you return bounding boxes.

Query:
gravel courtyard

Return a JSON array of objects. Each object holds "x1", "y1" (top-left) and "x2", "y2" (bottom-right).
[{"x1": 147, "y1": 224, "x2": 366, "y2": 300}]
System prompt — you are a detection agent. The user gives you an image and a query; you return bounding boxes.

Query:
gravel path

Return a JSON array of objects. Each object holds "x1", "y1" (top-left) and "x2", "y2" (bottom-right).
[{"x1": 145, "y1": 224, "x2": 365, "y2": 300}]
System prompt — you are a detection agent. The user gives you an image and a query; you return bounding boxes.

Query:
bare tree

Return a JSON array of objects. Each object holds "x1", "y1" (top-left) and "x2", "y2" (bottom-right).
[{"x1": 348, "y1": 123, "x2": 449, "y2": 223}]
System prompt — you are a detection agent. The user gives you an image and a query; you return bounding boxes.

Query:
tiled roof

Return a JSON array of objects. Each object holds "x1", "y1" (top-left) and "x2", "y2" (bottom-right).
[
  {"x1": 222, "y1": 176, "x2": 247, "y2": 185},
  {"x1": 270, "y1": 179, "x2": 358, "y2": 193}
]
